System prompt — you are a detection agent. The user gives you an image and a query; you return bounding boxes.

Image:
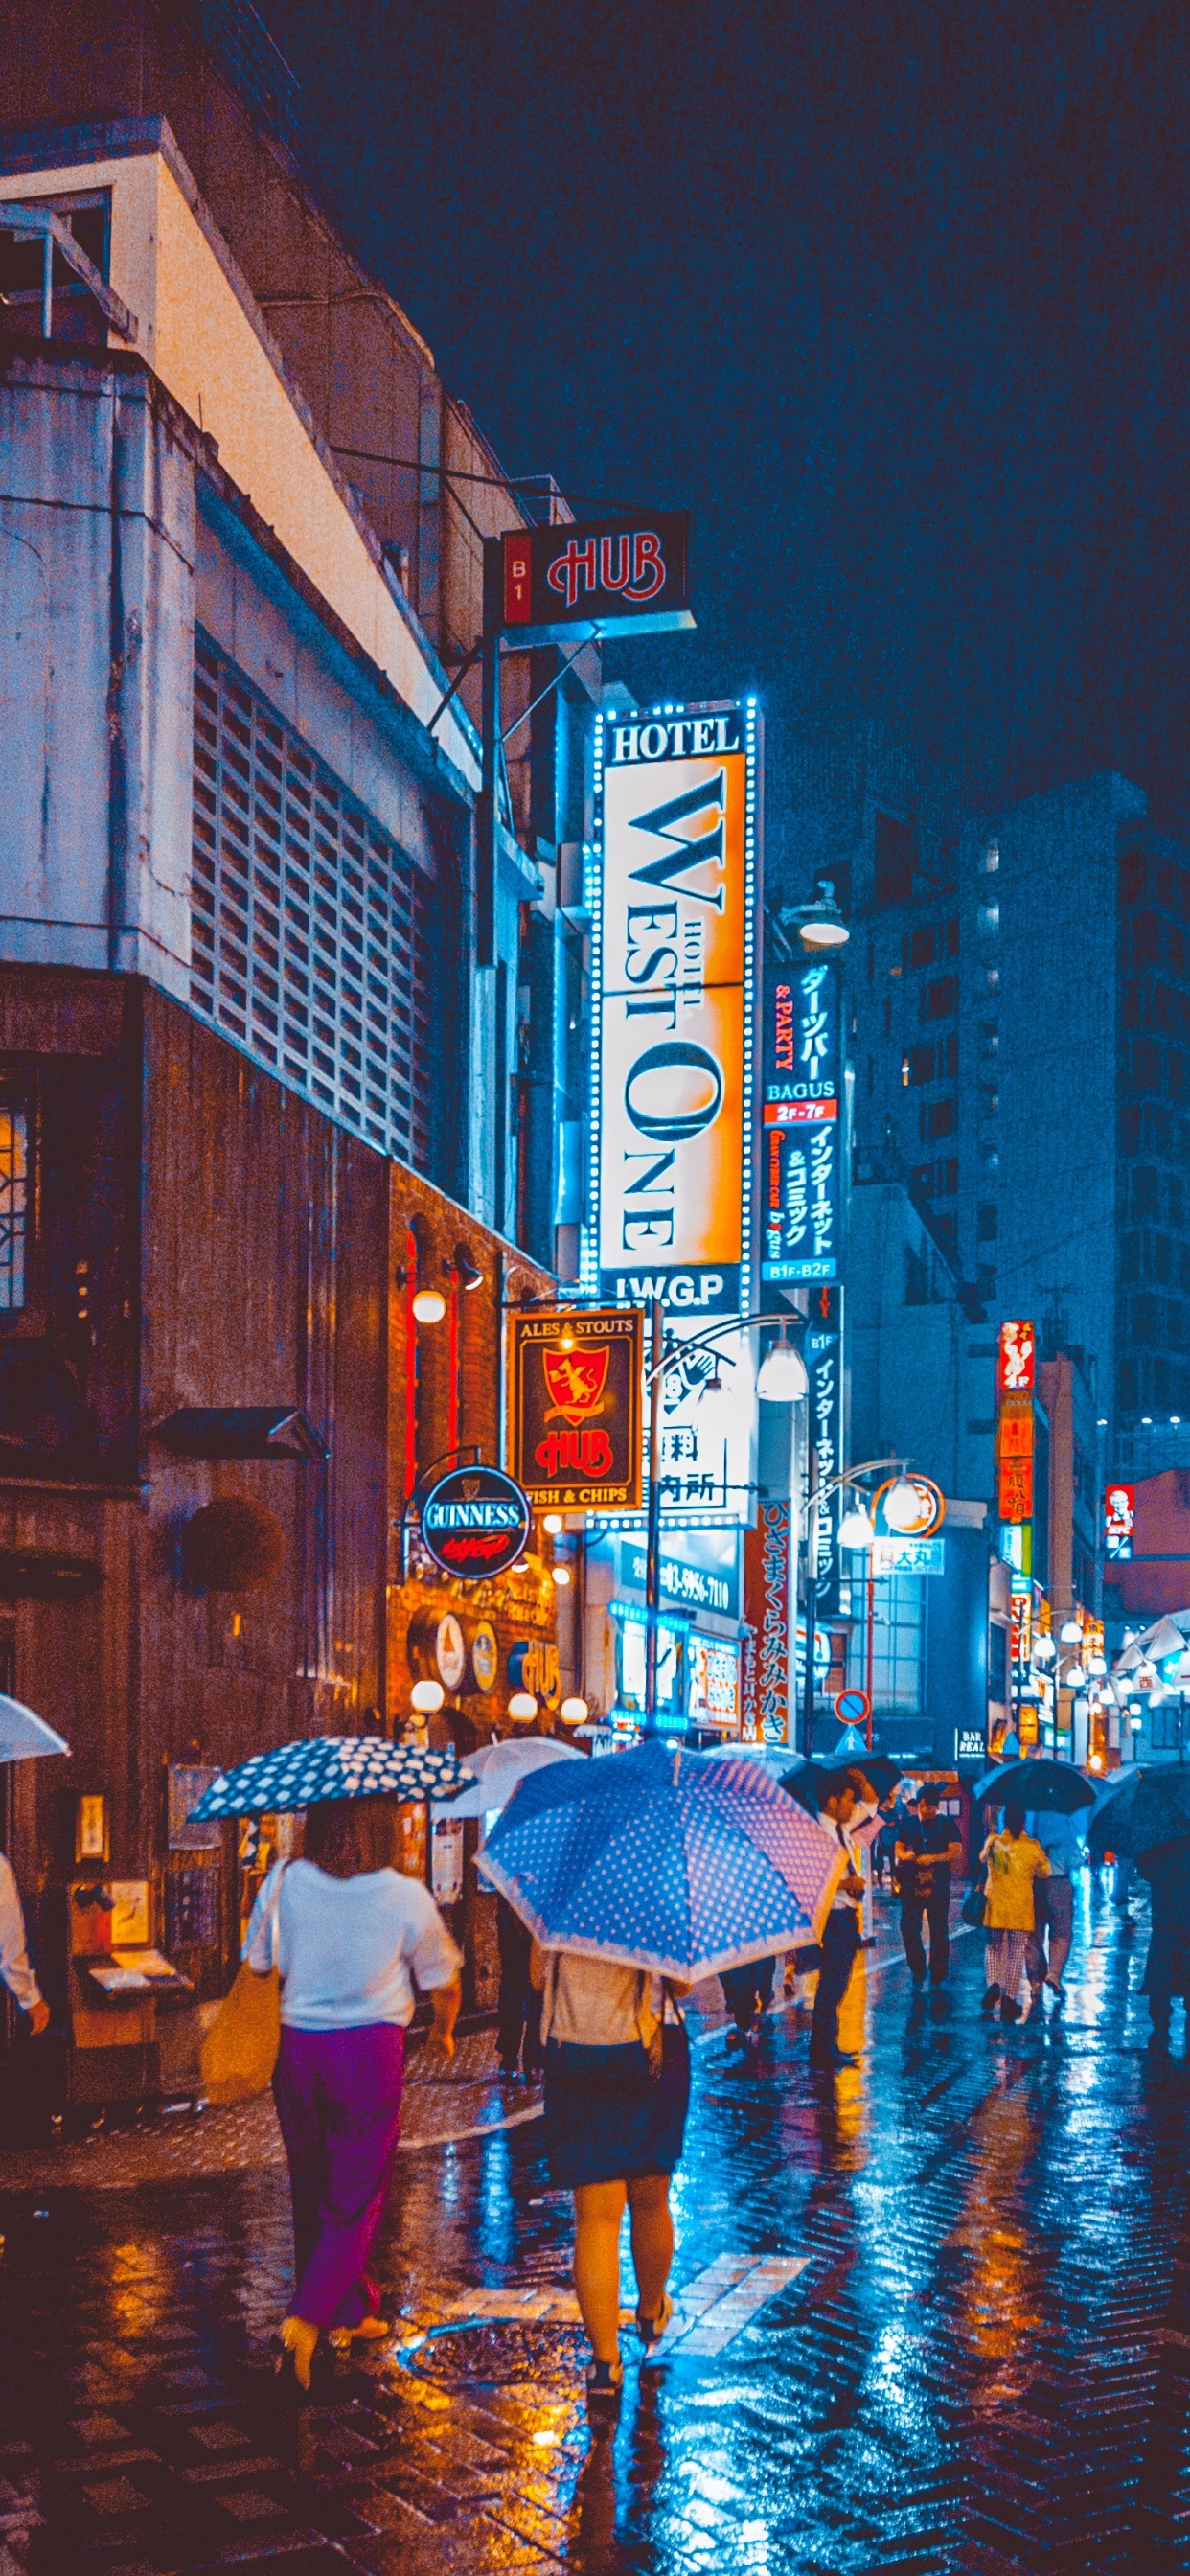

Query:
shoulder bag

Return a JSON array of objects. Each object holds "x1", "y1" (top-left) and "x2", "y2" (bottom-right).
[{"x1": 200, "y1": 1865, "x2": 286, "y2": 2105}]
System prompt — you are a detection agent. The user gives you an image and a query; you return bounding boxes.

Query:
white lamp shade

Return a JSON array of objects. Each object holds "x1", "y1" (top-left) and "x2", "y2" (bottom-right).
[
  {"x1": 1033, "y1": 1635, "x2": 1056, "y2": 1663},
  {"x1": 756, "y1": 1342, "x2": 809, "y2": 1403},
  {"x1": 1059, "y1": 1618, "x2": 1083, "y2": 1644},
  {"x1": 508, "y1": 1691, "x2": 538, "y2": 1722},
  {"x1": 412, "y1": 1287, "x2": 446, "y2": 1323},
  {"x1": 1086, "y1": 1654, "x2": 1108, "y2": 1676},
  {"x1": 551, "y1": 1565, "x2": 571, "y2": 1587},
  {"x1": 799, "y1": 916, "x2": 849, "y2": 949},
  {"x1": 560, "y1": 1695, "x2": 588, "y2": 1724},
  {"x1": 542, "y1": 1512, "x2": 563, "y2": 1533},
  {"x1": 882, "y1": 1474, "x2": 926, "y2": 1534},
  {"x1": 410, "y1": 1678, "x2": 446, "y2": 1714},
  {"x1": 837, "y1": 1506, "x2": 875, "y2": 1551}
]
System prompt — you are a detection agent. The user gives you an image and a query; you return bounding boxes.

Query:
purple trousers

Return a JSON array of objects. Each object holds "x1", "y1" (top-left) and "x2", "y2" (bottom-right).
[{"x1": 273, "y1": 2022, "x2": 405, "y2": 2330}]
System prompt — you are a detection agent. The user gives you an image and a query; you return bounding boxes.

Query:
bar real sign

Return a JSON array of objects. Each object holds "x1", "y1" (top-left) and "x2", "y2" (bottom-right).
[
  {"x1": 762, "y1": 958, "x2": 843, "y2": 1283},
  {"x1": 592, "y1": 701, "x2": 758, "y2": 1321},
  {"x1": 510, "y1": 1308, "x2": 642, "y2": 1512},
  {"x1": 501, "y1": 514, "x2": 693, "y2": 646}
]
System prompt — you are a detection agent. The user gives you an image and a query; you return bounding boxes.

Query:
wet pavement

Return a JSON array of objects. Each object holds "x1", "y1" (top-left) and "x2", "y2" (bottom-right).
[{"x1": 2, "y1": 1878, "x2": 1189, "y2": 2575}]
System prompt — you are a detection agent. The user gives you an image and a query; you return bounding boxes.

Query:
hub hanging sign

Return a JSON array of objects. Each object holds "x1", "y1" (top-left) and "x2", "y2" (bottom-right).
[
  {"x1": 592, "y1": 700, "x2": 758, "y2": 1320},
  {"x1": 510, "y1": 1307, "x2": 643, "y2": 1511},
  {"x1": 762, "y1": 958, "x2": 843, "y2": 1283},
  {"x1": 501, "y1": 513, "x2": 693, "y2": 645}
]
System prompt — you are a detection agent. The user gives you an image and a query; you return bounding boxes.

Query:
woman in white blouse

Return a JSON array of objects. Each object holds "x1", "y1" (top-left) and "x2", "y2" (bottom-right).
[
  {"x1": 531, "y1": 1943, "x2": 691, "y2": 2425},
  {"x1": 244, "y1": 1793, "x2": 461, "y2": 2387}
]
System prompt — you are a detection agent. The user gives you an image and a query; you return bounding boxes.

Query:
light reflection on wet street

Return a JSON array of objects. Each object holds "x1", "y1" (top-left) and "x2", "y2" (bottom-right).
[{"x1": 3, "y1": 1879, "x2": 1188, "y2": 2573}]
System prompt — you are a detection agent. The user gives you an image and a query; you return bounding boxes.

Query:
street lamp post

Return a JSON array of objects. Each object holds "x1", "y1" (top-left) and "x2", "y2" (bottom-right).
[{"x1": 798, "y1": 1458, "x2": 904, "y2": 1757}]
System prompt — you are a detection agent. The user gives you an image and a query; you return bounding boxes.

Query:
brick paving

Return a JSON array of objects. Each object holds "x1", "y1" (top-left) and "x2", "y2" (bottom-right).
[{"x1": 1, "y1": 1879, "x2": 1187, "y2": 2573}]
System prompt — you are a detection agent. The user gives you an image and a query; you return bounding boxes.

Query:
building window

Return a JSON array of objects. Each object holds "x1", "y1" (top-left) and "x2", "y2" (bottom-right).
[
  {"x1": 874, "y1": 813, "x2": 917, "y2": 908},
  {"x1": 937, "y1": 1158, "x2": 958, "y2": 1195},
  {"x1": 924, "y1": 977, "x2": 957, "y2": 1020},
  {"x1": 908, "y1": 1045, "x2": 935, "y2": 1086},
  {"x1": 982, "y1": 841, "x2": 1000, "y2": 872},
  {"x1": 191, "y1": 637, "x2": 442, "y2": 1175},
  {"x1": 976, "y1": 1202, "x2": 998, "y2": 1242},
  {"x1": 924, "y1": 1096, "x2": 955, "y2": 1139},
  {"x1": 0, "y1": 1101, "x2": 28, "y2": 1310},
  {"x1": 909, "y1": 926, "x2": 936, "y2": 969}
]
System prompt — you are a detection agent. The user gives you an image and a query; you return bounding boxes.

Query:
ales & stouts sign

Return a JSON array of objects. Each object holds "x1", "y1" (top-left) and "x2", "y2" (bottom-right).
[{"x1": 510, "y1": 1308, "x2": 643, "y2": 1511}]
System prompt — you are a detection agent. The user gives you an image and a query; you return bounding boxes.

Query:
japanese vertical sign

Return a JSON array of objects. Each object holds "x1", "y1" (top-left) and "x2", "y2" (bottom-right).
[
  {"x1": 996, "y1": 1319, "x2": 1036, "y2": 1523},
  {"x1": 1104, "y1": 1484, "x2": 1134, "y2": 1560},
  {"x1": 995, "y1": 1319, "x2": 1036, "y2": 1397},
  {"x1": 744, "y1": 1502, "x2": 791, "y2": 1744},
  {"x1": 806, "y1": 1283, "x2": 844, "y2": 1616},
  {"x1": 762, "y1": 957, "x2": 842, "y2": 1282}
]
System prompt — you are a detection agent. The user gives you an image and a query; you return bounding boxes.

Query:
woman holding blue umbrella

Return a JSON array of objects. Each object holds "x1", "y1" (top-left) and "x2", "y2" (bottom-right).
[{"x1": 480, "y1": 1737, "x2": 843, "y2": 2424}]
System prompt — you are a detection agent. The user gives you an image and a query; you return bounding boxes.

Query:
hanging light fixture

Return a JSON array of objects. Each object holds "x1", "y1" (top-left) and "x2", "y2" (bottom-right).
[
  {"x1": 508, "y1": 1691, "x2": 538, "y2": 1724},
  {"x1": 1059, "y1": 1617, "x2": 1084, "y2": 1644},
  {"x1": 1033, "y1": 1634, "x2": 1056, "y2": 1664},
  {"x1": 410, "y1": 1678, "x2": 446, "y2": 1714},
  {"x1": 837, "y1": 1502, "x2": 876, "y2": 1552},
  {"x1": 560, "y1": 1695, "x2": 588, "y2": 1725},
  {"x1": 882, "y1": 1472, "x2": 927, "y2": 1534},
  {"x1": 756, "y1": 1335, "x2": 809, "y2": 1402}
]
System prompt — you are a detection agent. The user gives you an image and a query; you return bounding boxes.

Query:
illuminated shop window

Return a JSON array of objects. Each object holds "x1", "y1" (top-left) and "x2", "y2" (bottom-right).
[{"x1": 0, "y1": 1105, "x2": 28, "y2": 1310}]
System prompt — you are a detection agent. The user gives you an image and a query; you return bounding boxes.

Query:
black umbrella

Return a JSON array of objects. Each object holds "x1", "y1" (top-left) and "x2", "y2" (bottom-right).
[
  {"x1": 780, "y1": 1754, "x2": 904, "y2": 1814},
  {"x1": 970, "y1": 1759, "x2": 1096, "y2": 1815},
  {"x1": 1087, "y1": 1768, "x2": 1190, "y2": 1862}
]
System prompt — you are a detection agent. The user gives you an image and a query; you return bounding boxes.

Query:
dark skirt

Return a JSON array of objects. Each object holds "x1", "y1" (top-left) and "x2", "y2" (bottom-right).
[{"x1": 542, "y1": 2024, "x2": 691, "y2": 2190}]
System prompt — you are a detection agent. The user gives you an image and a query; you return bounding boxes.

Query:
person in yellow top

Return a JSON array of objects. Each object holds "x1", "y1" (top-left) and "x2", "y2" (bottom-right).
[{"x1": 980, "y1": 1805, "x2": 1050, "y2": 2026}]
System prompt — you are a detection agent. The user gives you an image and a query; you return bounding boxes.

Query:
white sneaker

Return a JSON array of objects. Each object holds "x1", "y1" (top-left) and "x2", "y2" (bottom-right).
[{"x1": 1018, "y1": 1990, "x2": 1034, "y2": 2023}]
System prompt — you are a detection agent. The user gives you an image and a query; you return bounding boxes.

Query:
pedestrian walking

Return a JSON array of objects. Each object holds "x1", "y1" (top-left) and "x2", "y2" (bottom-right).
[
  {"x1": 478, "y1": 1738, "x2": 844, "y2": 2421},
  {"x1": 533, "y1": 1944, "x2": 691, "y2": 2423},
  {"x1": 0, "y1": 1851, "x2": 50, "y2": 2035},
  {"x1": 721, "y1": 1951, "x2": 776, "y2": 2050},
  {"x1": 980, "y1": 1806, "x2": 1050, "y2": 2024},
  {"x1": 1136, "y1": 1837, "x2": 1190, "y2": 2053},
  {"x1": 495, "y1": 1889, "x2": 541, "y2": 2077},
  {"x1": 872, "y1": 1802, "x2": 900, "y2": 1894},
  {"x1": 243, "y1": 1793, "x2": 462, "y2": 2388},
  {"x1": 896, "y1": 1782, "x2": 961, "y2": 1988},
  {"x1": 810, "y1": 1769, "x2": 869, "y2": 2070},
  {"x1": 1024, "y1": 1807, "x2": 1081, "y2": 2004}
]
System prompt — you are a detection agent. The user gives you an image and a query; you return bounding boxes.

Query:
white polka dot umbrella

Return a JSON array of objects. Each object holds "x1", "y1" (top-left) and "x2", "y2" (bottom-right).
[{"x1": 186, "y1": 1736, "x2": 473, "y2": 1819}]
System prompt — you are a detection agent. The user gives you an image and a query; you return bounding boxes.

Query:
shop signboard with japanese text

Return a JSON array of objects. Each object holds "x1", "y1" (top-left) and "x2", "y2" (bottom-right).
[
  {"x1": 762, "y1": 958, "x2": 843, "y2": 1282},
  {"x1": 996, "y1": 1394, "x2": 1035, "y2": 1523},
  {"x1": 744, "y1": 1502, "x2": 791, "y2": 1744},
  {"x1": 806, "y1": 1283, "x2": 844, "y2": 1616},
  {"x1": 996, "y1": 1319, "x2": 1036, "y2": 1397},
  {"x1": 591, "y1": 702, "x2": 758, "y2": 1322},
  {"x1": 510, "y1": 1307, "x2": 642, "y2": 1511}
]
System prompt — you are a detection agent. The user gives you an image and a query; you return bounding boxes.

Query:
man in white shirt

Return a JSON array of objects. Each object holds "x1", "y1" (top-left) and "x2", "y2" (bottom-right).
[
  {"x1": 810, "y1": 1769, "x2": 869, "y2": 2070},
  {"x1": 0, "y1": 1852, "x2": 50, "y2": 2035}
]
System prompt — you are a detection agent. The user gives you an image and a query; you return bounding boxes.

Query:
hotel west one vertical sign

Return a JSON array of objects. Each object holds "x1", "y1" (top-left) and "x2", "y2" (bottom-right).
[{"x1": 586, "y1": 701, "x2": 759, "y2": 1527}]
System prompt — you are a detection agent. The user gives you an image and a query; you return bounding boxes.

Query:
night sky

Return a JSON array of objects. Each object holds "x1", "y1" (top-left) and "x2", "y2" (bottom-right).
[{"x1": 264, "y1": 0, "x2": 1190, "y2": 849}]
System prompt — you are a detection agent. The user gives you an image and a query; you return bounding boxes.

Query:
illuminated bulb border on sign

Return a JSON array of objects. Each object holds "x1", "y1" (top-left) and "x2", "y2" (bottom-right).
[{"x1": 582, "y1": 700, "x2": 760, "y2": 1528}]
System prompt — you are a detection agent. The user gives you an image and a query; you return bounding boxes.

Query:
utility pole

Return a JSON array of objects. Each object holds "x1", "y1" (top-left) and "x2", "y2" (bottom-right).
[
  {"x1": 478, "y1": 540, "x2": 502, "y2": 969},
  {"x1": 644, "y1": 1297, "x2": 664, "y2": 1732}
]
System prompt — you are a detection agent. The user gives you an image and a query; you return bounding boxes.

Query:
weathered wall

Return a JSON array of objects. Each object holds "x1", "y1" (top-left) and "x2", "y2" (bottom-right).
[{"x1": 0, "y1": 349, "x2": 196, "y2": 989}]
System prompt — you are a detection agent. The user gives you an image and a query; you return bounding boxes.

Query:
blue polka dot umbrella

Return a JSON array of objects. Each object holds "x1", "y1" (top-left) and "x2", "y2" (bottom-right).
[
  {"x1": 476, "y1": 1737, "x2": 847, "y2": 1981},
  {"x1": 187, "y1": 1736, "x2": 473, "y2": 1819}
]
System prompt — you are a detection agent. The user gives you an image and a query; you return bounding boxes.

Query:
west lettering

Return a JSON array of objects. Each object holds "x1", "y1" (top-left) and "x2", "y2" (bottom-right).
[{"x1": 627, "y1": 772, "x2": 727, "y2": 909}]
